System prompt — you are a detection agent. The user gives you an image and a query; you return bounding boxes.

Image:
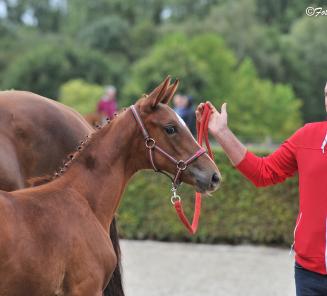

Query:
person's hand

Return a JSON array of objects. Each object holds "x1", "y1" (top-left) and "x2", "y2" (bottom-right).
[{"x1": 196, "y1": 101, "x2": 228, "y2": 137}]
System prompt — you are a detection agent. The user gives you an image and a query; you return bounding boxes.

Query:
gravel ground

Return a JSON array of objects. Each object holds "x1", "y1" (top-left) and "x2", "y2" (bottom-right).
[{"x1": 120, "y1": 240, "x2": 296, "y2": 296}]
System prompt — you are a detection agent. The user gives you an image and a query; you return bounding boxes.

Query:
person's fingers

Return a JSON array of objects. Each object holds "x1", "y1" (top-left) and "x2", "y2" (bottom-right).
[
  {"x1": 206, "y1": 101, "x2": 218, "y2": 113},
  {"x1": 197, "y1": 102, "x2": 205, "y2": 112},
  {"x1": 221, "y1": 102, "x2": 227, "y2": 114},
  {"x1": 195, "y1": 103, "x2": 205, "y2": 121},
  {"x1": 195, "y1": 110, "x2": 202, "y2": 121},
  {"x1": 195, "y1": 103, "x2": 204, "y2": 121}
]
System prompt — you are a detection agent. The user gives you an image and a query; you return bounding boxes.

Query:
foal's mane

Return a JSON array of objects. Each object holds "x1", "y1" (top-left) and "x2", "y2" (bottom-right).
[{"x1": 28, "y1": 108, "x2": 128, "y2": 187}]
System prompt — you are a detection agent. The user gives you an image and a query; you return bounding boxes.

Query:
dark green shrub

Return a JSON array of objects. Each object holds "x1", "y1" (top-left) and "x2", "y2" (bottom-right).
[{"x1": 118, "y1": 148, "x2": 298, "y2": 246}]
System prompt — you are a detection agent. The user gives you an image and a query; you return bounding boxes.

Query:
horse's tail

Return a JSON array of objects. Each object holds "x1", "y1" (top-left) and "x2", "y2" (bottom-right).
[{"x1": 104, "y1": 216, "x2": 124, "y2": 296}]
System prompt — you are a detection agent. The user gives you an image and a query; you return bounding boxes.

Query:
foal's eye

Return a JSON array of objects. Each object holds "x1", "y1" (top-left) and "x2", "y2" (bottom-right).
[{"x1": 164, "y1": 125, "x2": 177, "y2": 135}]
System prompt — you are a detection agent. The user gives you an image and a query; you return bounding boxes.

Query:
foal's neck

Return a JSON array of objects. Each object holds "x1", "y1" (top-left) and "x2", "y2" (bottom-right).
[{"x1": 60, "y1": 109, "x2": 143, "y2": 231}]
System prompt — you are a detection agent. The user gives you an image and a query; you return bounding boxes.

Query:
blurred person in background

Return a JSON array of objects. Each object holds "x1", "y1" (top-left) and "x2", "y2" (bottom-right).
[
  {"x1": 97, "y1": 85, "x2": 118, "y2": 123},
  {"x1": 173, "y1": 94, "x2": 196, "y2": 135},
  {"x1": 196, "y1": 82, "x2": 327, "y2": 296}
]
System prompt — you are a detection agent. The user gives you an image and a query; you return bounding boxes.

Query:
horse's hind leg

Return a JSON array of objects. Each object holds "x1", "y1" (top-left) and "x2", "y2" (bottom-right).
[{"x1": 0, "y1": 139, "x2": 24, "y2": 191}]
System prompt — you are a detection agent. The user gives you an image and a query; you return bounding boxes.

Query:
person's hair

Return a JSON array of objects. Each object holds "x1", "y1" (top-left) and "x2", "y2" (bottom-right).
[{"x1": 105, "y1": 85, "x2": 116, "y2": 94}]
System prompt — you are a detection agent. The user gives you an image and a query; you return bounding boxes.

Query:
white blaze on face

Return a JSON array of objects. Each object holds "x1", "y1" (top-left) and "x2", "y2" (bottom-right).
[
  {"x1": 175, "y1": 112, "x2": 187, "y2": 127},
  {"x1": 174, "y1": 111, "x2": 197, "y2": 140}
]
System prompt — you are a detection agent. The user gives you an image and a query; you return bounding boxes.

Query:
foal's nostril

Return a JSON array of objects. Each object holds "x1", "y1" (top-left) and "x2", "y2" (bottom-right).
[{"x1": 211, "y1": 173, "x2": 220, "y2": 185}]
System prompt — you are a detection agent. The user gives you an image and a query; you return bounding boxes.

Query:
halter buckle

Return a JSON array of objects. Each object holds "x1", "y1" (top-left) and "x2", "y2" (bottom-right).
[
  {"x1": 145, "y1": 138, "x2": 156, "y2": 149},
  {"x1": 177, "y1": 160, "x2": 187, "y2": 171}
]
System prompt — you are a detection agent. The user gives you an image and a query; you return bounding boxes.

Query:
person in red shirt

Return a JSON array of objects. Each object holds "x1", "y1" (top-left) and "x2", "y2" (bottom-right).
[{"x1": 196, "y1": 83, "x2": 327, "y2": 296}]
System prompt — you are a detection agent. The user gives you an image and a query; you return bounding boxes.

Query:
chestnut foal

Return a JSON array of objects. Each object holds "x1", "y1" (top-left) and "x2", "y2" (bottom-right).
[
  {"x1": 0, "y1": 78, "x2": 220, "y2": 296},
  {"x1": 0, "y1": 90, "x2": 123, "y2": 296}
]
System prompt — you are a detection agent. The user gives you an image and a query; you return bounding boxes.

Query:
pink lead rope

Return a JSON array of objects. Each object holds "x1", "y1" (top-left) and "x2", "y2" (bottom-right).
[{"x1": 173, "y1": 103, "x2": 214, "y2": 234}]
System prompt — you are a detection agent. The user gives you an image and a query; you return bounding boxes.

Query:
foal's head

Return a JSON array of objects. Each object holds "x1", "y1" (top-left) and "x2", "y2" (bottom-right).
[{"x1": 133, "y1": 77, "x2": 221, "y2": 194}]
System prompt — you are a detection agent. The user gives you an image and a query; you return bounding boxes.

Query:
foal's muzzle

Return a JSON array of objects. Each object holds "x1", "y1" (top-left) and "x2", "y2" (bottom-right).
[{"x1": 190, "y1": 166, "x2": 221, "y2": 194}]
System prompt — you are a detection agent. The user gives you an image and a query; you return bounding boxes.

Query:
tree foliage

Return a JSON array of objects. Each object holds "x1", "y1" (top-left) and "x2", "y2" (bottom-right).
[
  {"x1": 2, "y1": 43, "x2": 120, "y2": 99},
  {"x1": 59, "y1": 79, "x2": 104, "y2": 115},
  {"x1": 282, "y1": 16, "x2": 327, "y2": 122},
  {"x1": 124, "y1": 33, "x2": 302, "y2": 141},
  {"x1": 122, "y1": 33, "x2": 234, "y2": 104},
  {"x1": 227, "y1": 59, "x2": 302, "y2": 141},
  {"x1": 77, "y1": 16, "x2": 130, "y2": 55},
  {"x1": 0, "y1": 0, "x2": 325, "y2": 141}
]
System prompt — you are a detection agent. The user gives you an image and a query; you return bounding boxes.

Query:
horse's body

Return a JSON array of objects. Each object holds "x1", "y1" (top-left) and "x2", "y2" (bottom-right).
[
  {"x1": 0, "y1": 91, "x2": 123, "y2": 295},
  {"x1": 0, "y1": 186, "x2": 115, "y2": 295},
  {"x1": 0, "y1": 91, "x2": 92, "y2": 190},
  {"x1": 0, "y1": 78, "x2": 220, "y2": 295}
]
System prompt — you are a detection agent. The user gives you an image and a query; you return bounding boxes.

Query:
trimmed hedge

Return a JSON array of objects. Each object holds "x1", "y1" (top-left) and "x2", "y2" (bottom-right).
[{"x1": 118, "y1": 149, "x2": 299, "y2": 246}]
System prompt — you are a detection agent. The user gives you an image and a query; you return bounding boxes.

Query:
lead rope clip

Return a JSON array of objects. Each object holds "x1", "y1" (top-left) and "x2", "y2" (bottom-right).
[{"x1": 170, "y1": 186, "x2": 181, "y2": 204}]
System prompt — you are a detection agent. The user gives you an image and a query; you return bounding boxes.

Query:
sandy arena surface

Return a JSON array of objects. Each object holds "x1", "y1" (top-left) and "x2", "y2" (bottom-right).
[{"x1": 121, "y1": 240, "x2": 296, "y2": 296}]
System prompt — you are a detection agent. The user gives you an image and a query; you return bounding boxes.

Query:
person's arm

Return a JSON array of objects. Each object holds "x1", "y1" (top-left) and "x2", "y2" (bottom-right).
[
  {"x1": 196, "y1": 102, "x2": 300, "y2": 187},
  {"x1": 213, "y1": 124, "x2": 247, "y2": 166}
]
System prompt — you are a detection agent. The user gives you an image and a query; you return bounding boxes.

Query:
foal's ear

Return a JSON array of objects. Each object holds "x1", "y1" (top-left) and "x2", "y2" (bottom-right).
[
  {"x1": 148, "y1": 76, "x2": 171, "y2": 108},
  {"x1": 161, "y1": 79, "x2": 179, "y2": 105}
]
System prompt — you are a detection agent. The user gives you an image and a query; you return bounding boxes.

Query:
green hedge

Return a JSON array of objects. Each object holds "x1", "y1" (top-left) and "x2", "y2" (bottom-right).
[{"x1": 118, "y1": 149, "x2": 299, "y2": 246}]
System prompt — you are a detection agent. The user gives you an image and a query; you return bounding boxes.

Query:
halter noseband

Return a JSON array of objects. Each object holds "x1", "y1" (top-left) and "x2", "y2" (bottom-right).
[{"x1": 130, "y1": 105, "x2": 206, "y2": 191}]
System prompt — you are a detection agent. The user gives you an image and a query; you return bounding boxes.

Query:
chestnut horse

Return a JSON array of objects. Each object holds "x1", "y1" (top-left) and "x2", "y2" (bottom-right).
[
  {"x1": 0, "y1": 91, "x2": 123, "y2": 295},
  {"x1": 0, "y1": 77, "x2": 220, "y2": 295}
]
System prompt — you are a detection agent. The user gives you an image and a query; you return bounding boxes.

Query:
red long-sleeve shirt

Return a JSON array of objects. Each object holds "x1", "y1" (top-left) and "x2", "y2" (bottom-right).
[{"x1": 236, "y1": 121, "x2": 327, "y2": 274}]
